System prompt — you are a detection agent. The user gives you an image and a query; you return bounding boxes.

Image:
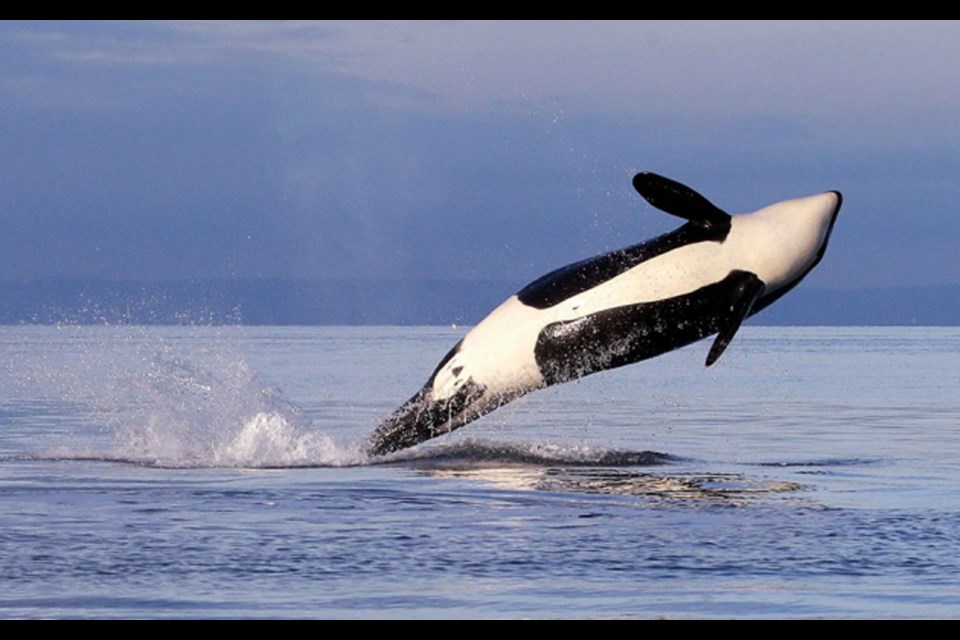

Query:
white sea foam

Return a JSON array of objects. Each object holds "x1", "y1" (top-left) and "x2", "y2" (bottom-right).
[
  {"x1": 14, "y1": 327, "x2": 366, "y2": 468},
  {"x1": 113, "y1": 351, "x2": 369, "y2": 468},
  {"x1": 211, "y1": 411, "x2": 344, "y2": 467}
]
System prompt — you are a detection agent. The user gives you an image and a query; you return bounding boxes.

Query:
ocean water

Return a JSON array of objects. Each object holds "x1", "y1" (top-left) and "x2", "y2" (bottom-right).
[{"x1": 0, "y1": 325, "x2": 958, "y2": 619}]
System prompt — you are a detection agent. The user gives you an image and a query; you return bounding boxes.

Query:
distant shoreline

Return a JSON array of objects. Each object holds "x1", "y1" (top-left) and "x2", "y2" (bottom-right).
[{"x1": 1, "y1": 278, "x2": 957, "y2": 326}]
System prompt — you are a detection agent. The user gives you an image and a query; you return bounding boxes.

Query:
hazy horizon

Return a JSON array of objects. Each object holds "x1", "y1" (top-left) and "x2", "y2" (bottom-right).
[
  {"x1": 3, "y1": 21, "x2": 959, "y2": 320},
  {"x1": 1, "y1": 277, "x2": 956, "y2": 326}
]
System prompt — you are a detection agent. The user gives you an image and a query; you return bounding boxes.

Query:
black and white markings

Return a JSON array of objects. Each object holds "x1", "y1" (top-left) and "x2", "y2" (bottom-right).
[{"x1": 367, "y1": 172, "x2": 842, "y2": 456}]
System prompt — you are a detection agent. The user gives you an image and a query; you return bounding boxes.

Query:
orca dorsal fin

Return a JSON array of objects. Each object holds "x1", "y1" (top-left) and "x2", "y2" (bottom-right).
[
  {"x1": 705, "y1": 270, "x2": 766, "y2": 366},
  {"x1": 633, "y1": 172, "x2": 731, "y2": 228}
]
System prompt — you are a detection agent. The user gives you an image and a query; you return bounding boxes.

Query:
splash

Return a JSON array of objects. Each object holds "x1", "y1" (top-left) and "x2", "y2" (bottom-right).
[
  {"x1": 16, "y1": 327, "x2": 366, "y2": 469},
  {"x1": 113, "y1": 350, "x2": 366, "y2": 468}
]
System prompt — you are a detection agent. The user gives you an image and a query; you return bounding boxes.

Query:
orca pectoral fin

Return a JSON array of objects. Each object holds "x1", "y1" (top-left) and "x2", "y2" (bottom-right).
[
  {"x1": 705, "y1": 271, "x2": 766, "y2": 367},
  {"x1": 632, "y1": 172, "x2": 731, "y2": 228}
]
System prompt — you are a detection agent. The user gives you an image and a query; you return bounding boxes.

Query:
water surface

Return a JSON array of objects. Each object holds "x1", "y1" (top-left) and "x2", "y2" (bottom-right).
[{"x1": 1, "y1": 325, "x2": 958, "y2": 618}]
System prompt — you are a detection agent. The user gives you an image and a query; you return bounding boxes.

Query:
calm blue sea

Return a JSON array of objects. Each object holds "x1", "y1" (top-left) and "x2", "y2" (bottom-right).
[{"x1": 0, "y1": 325, "x2": 958, "y2": 619}]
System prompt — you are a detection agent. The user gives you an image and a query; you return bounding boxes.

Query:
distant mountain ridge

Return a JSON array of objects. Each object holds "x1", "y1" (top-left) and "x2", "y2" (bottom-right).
[{"x1": 0, "y1": 278, "x2": 957, "y2": 326}]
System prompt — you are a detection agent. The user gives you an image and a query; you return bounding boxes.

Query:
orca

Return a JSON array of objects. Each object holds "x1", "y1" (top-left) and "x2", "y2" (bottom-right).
[{"x1": 367, "y1": 172, "x2": 842, "y2": 456}]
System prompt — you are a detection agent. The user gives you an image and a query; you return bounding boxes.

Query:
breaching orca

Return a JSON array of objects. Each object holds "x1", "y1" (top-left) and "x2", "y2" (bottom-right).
[{"x1": 367, "y1": 172, "x2": 842, "y2": 456}]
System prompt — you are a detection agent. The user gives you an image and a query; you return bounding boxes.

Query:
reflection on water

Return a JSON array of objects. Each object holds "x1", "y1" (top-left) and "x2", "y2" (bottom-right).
[
  {"x1": 387, "y1": 438, "x2": 806, "y2": 503},
  {"x1": 415, "y1": 464, "x2": 806, "y2": 504}
]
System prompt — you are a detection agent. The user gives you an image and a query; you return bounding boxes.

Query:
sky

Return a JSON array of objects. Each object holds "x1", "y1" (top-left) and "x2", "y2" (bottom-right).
[{"x1": 2, "y1": 20, "x2": 959, "y2": 291}]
